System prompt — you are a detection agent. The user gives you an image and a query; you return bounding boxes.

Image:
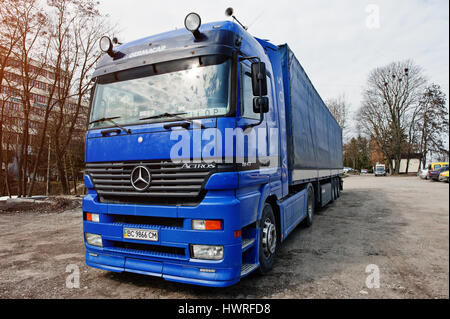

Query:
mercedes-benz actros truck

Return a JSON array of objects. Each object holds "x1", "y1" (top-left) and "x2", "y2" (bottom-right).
[{"x1": 83, "y1": 11, "x2": 343, "y2": 287}]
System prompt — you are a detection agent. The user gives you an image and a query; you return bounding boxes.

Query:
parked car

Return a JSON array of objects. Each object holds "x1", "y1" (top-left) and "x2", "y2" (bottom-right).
[
  {"x1": 428, "y1": 162, "x2": 449, "y2": 180},
  {"x1": 343, "y1": 167, "x2": 354, "y2": 174},
  {"x1": 431, "y1": 166, "x2": 449, "y2": 181},
  {"x1": 361, "y1": 169, "x2": 368, "y2": 174},
  {"x1": 428, "y1": 162, "x2": 448, "y2": 172},
  {"x1": 439, "y1": 170, "x2": 449, "y2": 183},
  {"x1": 418, "y1": 168, "x2": 429, "y2": 179}
]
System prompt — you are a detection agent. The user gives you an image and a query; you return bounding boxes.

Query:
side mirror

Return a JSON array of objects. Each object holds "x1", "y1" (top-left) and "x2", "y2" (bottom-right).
[
  {"x1": 251, "y1": 62, "x2": 267, "y2": 96},
  {"x1": 253, "y1": 97, "x2": 269, "y2": 114}
]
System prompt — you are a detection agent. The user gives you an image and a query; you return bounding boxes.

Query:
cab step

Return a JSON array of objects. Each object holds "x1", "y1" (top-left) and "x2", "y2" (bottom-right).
[
  {"x1": 241, "y1": 263, "x2": 258, "y2": 277},
  {"x1": 241, "y1": 238, "x2": 256, "y2": 252}
]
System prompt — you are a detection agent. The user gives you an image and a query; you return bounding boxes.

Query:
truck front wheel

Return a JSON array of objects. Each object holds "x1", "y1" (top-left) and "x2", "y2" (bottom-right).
[{"x1": 258, "y1": 203, "x2": 277, "y2": 274}]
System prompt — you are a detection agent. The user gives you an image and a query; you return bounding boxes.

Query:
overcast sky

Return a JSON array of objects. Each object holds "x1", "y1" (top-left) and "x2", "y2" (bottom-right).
[{"x1": 98, "y1": 0, "x2": 449, "y2": 136}]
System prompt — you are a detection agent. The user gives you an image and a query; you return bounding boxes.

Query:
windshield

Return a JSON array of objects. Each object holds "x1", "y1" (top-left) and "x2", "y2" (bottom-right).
[{"x1": 89, "y1": 55, "x2": 231, "y2": 129}]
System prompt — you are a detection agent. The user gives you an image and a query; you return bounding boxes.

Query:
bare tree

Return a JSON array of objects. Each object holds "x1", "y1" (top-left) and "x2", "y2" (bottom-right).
[
  {"x1": 326, "y1": 94, "x2": 349, "y2": 131},
  {"x1": 1, "y1": 0, "x2": 115, "y2": 196},
  {"x1": 30, "y1": 0, "x2": 114, "y2": 195},
  {"x1": 53, "y1": 1, "x2": 114, "y2": 194},
  {"x1": 357, "y1": 60, "x2": 426, "y2": 174},
  {"x1": 416, "y1": 84, "x2": 449, "y2": 167},
  {"x1": 0, "y1": 0, "x2": 21, "y2": 85},
  {"x1": 27, "y1": 0, "x2": 83, "y2": 196},
  {"x1": 326, "y1": 93, "x2": 350, "y2": 143},
  {"x1": 0, "y1": 0, "x2": 21, "y2": 194},
  {"x1": 2, "y1": 0, "x2": 49, "y2": 196}
]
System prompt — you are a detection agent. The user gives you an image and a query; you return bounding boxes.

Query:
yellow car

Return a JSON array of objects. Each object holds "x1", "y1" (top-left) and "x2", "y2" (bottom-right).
[
  {"x1": 428, "y1": 162, "x2": 449, "y2": 179},
  {"x1": 439, "y1": 170, "x2": 449, "y2": 183},
  {"x1": 428, "y1": 162, "x2": 449, "y2": 172}
]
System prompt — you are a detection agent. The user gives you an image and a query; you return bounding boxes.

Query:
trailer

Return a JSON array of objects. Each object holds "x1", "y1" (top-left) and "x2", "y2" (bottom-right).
[{"x1": 280, "y1": 44, "x2": 343, "y2": 203}]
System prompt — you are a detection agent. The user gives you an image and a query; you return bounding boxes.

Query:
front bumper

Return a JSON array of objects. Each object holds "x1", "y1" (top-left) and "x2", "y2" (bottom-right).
[
  {"x1": 438, "y1": 176, "x2": 449, "y2": 182},
  {"x1": 82, "y1": 189, "x2": 247, "y2": 287},
  {"x1": 85, "y1": 251, "x2": 241, "y2": 287}
]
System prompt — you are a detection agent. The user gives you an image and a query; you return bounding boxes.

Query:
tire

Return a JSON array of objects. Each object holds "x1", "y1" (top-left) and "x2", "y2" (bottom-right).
[
  {"x1": 333, "y1": 178, "x2": 338, "y2": 200},
  {"x1": 336, "y1": 179, "x2": 341, "y2": 198},
  {"x1": 258, "y1": 203, "x2": 277, "y2": 274},
  {"x1": 330, "y1": 179, "x2": 336, "y2": 201},
  {"x1": 303, "y1": 185, "x2": 315, "y2": 227},
  {"x1": 336, "y1": 178, "x2": 340, "y2": 197}
]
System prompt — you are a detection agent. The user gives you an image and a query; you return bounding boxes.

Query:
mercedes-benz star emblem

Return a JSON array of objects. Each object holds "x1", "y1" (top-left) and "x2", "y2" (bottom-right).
[{"x1": 130, "y1": 166, "x2": 151, "y2": 192}]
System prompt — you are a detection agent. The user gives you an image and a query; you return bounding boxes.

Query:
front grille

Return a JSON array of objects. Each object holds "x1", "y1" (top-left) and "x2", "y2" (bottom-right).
[
  {"x1": 112, "y1": 215, "x2": 184, "y2": 228},
  {"x1": 86, "y1": 161, "x2": 215, "y2": 205},
  {"x1": 112, "y1": 241, "x2": 186, "y2": 257}
]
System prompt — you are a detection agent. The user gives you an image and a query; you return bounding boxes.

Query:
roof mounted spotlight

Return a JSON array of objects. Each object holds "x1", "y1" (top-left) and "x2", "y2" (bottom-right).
[
  {"x1": 184, "y1": 12, "x2": 202, "y2": 39},
  {"x1": 99, "y1": 36, "x2": 115, "y2": 58},
  {"x1": 112, "y1": 37, "x2": 122, "y2": 45}
]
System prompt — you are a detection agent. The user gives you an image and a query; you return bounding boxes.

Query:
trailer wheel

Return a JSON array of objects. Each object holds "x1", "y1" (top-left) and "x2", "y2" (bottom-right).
[
  {"x1": 333, "y1": 179, "x2": 338, "y2": 199},
  {"x1": 258, "y1": 203, "x2": 277, "y2": 274},
  {"x1": 331, "y1": 179, "x2": 337, "y2": 201},
  {"x1": 336, "y1": 179, "x2": 341, "y2": 198},
  {"x1": 303, "y1": 185, "x2": 315, "y2": 227}
]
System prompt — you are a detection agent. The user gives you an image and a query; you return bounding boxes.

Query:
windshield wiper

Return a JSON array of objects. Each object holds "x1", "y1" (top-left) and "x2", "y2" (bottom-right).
[
  {"x1": 140, "y1": 112, "x2": 205, "y2": 129},
  {"x1": 89, "y1": 116, "x2": 132, "y2": 134},
  {"x1": 89, "y1": 116, "x2": 120, "y2": 125},
  {"x1": 139, "y1": 112, "x2": 188, "y2": 121}
]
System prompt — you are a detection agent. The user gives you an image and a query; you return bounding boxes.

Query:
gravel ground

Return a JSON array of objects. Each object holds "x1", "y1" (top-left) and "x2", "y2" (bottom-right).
[{"x1": 0, "y1": 176, "x2": 448, "y2": 299}]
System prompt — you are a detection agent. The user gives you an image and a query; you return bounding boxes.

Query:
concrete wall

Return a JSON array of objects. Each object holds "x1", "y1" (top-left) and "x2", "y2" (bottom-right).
[{"x1": 392, "y1": 158, "x2": 421, "y2": 174}]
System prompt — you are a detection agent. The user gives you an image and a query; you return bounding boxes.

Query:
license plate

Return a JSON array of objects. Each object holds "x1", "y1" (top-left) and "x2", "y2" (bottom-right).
[{"x1": 124, "y1": 228, "x2": 158, "y2": 242}]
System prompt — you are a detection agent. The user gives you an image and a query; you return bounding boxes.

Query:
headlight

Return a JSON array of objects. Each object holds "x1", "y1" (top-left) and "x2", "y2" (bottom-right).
[
  {"x1": 191, "y1": 245, "x2": 224, "y2": 260},
  {"x1": 99, "y1": 36, "x2": 113, "y2": 53},
  {"x1": 85, "y1": 233, "x2": 103, "y2": 247}
]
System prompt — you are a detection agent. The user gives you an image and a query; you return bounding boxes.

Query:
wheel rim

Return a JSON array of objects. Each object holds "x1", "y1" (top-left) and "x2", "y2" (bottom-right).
[{"x1": 262, "y1": 217, "x2": 277, "y2": 257}]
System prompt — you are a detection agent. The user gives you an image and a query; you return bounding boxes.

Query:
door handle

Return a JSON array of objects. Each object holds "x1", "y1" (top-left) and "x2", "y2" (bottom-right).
[
  {"x1": 101, "y1": 129, "x2": 122, "y2": 136},
  {"x1": 164, "y1": 122, "x2": 191, "y2": 130}
]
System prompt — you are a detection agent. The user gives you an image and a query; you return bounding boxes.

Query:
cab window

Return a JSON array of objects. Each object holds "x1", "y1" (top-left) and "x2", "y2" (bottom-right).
[
  {"x1": 240, "y1": 65, "x2": 260, "y2": 120},
  {"x1": 240, "y1": 63, "x2": 272, "y2": 120}
]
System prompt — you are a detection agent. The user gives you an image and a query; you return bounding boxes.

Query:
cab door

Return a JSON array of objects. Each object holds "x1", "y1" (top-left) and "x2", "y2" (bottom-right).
[{"x1": 236, "y1": 61, "x2": 269, "y2": 166}]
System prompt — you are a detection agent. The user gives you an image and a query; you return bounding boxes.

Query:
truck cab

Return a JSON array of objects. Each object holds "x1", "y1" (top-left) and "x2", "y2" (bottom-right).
[
  {"x1": 83, "y1": 12, "x2": 343, "y2": 287},
  {"x1": 374, "y1": 164, "x2": 386, "y2": 176}
]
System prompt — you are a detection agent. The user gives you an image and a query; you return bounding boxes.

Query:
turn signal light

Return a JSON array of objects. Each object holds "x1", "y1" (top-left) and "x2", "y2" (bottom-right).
[
  {"x1": 192, "y1": 220, "x2": 222, "y2": 230},
  {"x1": 85, "y1": 213, "x2": 99, "y2": 223}
]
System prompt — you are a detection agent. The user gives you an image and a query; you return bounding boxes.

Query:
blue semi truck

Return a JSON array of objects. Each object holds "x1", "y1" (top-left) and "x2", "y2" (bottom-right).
[{"x1": 83, "y1": 12, "x2": 343, "y2": 287}]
